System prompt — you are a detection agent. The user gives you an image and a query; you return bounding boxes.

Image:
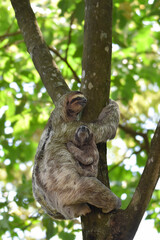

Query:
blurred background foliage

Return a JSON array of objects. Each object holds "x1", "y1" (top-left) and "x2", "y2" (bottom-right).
[{"x1": 0, "y1": 0, "x2": 160, "y2": 239}]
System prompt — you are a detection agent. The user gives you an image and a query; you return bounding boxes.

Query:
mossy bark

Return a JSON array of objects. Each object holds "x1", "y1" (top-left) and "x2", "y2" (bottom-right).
[{"x1": 80, "y1": 1, "x2": 113, "y2": 239}]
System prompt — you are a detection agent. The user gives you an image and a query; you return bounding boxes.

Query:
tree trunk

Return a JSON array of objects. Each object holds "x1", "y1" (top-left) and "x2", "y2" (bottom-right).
[
  {"x1": 80, "y1": 1, "x2": 160, "y2": 240},
  {"x1": 81, "y1": 1, "x2": 113, "y2": 239}
]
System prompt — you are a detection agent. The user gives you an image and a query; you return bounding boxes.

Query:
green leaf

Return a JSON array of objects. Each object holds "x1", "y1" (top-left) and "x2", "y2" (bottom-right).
[
  {"x1": 42, "y1": 216, "x2": 56, "y2": 240},
  {"x1": 59, "y1": 231, "x2": 75, "y2": 240},
  {"x1": 58, "y1": 0, "x2": 74, "y2": 15},
  {"x1": 6, "y1": 95, "x2": 15, "y2": 117}
]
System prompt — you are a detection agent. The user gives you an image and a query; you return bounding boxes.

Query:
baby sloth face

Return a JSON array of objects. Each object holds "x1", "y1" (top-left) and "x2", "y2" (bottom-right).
[{"x1": 75, "y1": 125, "x2": 93, "y2": 147}]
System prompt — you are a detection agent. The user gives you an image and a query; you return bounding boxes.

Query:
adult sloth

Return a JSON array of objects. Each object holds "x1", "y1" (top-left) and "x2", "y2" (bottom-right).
[{"x1": 32, "y1": 91, "x2": 121, "y2": 219}]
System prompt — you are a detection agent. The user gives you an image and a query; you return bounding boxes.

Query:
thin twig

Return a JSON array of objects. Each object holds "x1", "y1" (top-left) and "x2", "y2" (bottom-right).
[
  {"x1": 109, "y1": 146, "x2": 145, "y2": 172},
  {"x1": 65, "y1": 13, "x2": 75, "y2": 60},
  {"x1": 49, "y1": 46, "x2": 81, "y2": 83},
  {"x1": 0, "y1": 30, "x2": 21, "y2": 40},
  {"x1": 0, "y1": 39, "x2": 24, "y2": 49},
  {"x1": 119, "y1": 124, "x2": 150, "y2": 154}
]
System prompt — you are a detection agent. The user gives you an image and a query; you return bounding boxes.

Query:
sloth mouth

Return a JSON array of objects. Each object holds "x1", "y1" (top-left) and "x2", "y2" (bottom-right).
[
  {"x1": 78, "y1": 125, "x2": 88, "y2": 132},
  {"x1": 77, "y1": 97, "x2": 87, "y2": 106},
  {"x1": 70, "y1": 96, "x2": 87, "y2": 106}
]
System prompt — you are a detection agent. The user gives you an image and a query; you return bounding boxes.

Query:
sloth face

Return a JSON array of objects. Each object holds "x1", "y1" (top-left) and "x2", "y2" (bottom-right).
[
  {"x1": 66, "y1": 92, "x2": 87, "y2": 120},
  {"x1": 75, "y1": 125, "x2": 93, "y2": 146}
]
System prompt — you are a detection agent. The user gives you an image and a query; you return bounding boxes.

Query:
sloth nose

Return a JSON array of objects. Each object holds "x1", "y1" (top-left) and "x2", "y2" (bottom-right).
[
  {"x1": 81, "y1": 125, "x2": 87, "y2": 131},
  {"x1": 79, "y1": 97, "x2": 87, "y2": 107}
]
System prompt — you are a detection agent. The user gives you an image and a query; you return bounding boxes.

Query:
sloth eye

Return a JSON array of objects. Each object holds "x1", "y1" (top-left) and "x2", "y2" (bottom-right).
[
  {"x1": 75, "y1": 97, "x2": 83, "y2": 101},
  {"x1": 70, "y1": 97, "x2": 83, "y2": 104}
]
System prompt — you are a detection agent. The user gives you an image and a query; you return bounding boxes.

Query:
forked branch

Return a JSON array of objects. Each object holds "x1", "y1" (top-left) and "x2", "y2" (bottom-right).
[{"x1": 49, "y1": 46, "x2": 81, "y2": 83}]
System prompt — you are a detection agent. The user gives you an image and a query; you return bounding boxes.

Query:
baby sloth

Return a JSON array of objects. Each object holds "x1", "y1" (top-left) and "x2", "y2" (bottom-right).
[{"x1": 67, "y1": 125, "x2": 99, "y2": 177}]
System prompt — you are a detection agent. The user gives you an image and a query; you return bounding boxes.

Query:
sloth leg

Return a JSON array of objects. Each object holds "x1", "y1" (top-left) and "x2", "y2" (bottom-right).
[
  {"x1": 62, "y1": 203, "x2": 91, "y2": 219},
  {"x1": 81, "y1": 177, "x2": 121, "y2": 213},
  {"x1": 47, "y1": 190, "x2": 91, "y2": 219},
  {"x1": 63, "y1": 177, "x2": 121, "y2": 214}
]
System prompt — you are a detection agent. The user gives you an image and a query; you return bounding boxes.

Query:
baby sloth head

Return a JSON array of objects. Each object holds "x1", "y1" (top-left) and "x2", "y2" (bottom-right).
[
  {"x1": 75, "y1": 125, "x2": 93, "y2": 147},
  {"x1": 66, "y1": 91, "x2": 87, "y2": 120}
]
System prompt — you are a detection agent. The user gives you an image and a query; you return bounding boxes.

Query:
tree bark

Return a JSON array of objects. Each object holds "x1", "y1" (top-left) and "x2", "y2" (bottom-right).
[
  {"x1": 81, "y1": 0, "x2": 113, "y2": 186},
  {"x1": 81, "y1": 0, "x2": 112, "y2": 120},
  {"x1": 80, "y1": 1, "x2": 113, "y2": 239},
  {"x1": 10, "y1": 0, "x2": 70, "y2": 103},
  {"x1": 80, "y1": 1, "x2": 160, "y2": 240}
]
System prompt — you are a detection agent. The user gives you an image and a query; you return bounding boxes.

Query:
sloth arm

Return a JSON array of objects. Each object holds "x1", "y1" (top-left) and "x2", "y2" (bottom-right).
[
  {"x1": 67, "y1": 142, "x2": 94, "y2": 165},
  {"x1": 83, "y1": 100, "x2": 120, "y2": 144},
  {"x1": 64, "y1": 100, "x2": 119, "y2": 144},
  {"x1": 53, "y1": 100, "x2": 119, "y2": 146}
]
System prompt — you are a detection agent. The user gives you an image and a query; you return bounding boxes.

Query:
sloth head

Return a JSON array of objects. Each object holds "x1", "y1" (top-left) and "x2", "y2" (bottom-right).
[
  {"x1": 75, "y1": 125, "x2": 93, "y2": 147},
  {"x1": 66, "y1": 91, "x2": 87, "y2": 121},
  {"x1": 54, "y1": 91, "x2": 87, "y2": 123}
]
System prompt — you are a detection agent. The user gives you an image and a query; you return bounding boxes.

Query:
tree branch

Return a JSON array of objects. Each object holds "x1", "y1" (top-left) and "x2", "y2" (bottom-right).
[
  {"x1": 109, "y1": 120, "x2": 160, "y2": 240},
  {"x1": 0, "y1": 30, "x2": 21, "y2": 40},
  {"x1": 127, "y1": 120, "x2": 160, "y2": 220},
  {"x1": 119, "y1": 124, "x2": 150, "y2": 154},
  {"x1": 109, "y1": 146, "x2": 144, "y2": 173},
  {"x1": 10, "y1": 0, "x2": 70, "y2": 103},
  {"x1": 48, "y1": 46, "x2": 81, "y2": 83},
  {"x1": 1, "y1": 39, "x2": 23, "y2": 49},
  {"x1": 65, "y1": 13, "x2": 75, "y2": 60}
]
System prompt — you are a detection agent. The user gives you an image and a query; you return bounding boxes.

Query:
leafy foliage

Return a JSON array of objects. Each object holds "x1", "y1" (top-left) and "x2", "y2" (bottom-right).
[{"x1": 0, "y1": 0, "x2": 160, "y2": 239}]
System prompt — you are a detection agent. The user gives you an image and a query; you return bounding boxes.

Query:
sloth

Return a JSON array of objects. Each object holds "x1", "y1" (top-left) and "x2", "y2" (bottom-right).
[
  {"x1": 67, "y1": 125, "x2": 99, "y2": 177},
  {"x1": 32, "y1": 91, "x2": 121, "y2": 220}
]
